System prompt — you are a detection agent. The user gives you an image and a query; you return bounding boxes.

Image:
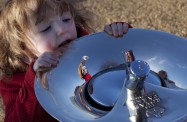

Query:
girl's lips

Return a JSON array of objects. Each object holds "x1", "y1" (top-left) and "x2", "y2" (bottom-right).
[{"x1": 58, "y1": 39, "x2": 72, "y2": 48}]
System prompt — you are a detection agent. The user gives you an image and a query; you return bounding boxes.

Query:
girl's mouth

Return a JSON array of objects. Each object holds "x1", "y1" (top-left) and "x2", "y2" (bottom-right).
[{"x1": 58, "y1": 39, "x2": 72, "y2": 48}]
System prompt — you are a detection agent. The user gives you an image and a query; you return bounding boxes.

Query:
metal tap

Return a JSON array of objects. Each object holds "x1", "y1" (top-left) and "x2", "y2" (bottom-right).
[{"x1": 124, "y1": 50, "x2": 150, "y2": 122}]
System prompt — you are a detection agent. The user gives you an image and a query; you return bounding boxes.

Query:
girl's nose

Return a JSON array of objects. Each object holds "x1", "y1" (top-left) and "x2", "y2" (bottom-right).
[{"x1": 55, "y1": 21, "x2": 66, "y2": 36}]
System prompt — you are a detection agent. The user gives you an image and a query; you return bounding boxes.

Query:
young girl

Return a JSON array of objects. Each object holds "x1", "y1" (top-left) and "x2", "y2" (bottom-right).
[{"x1": 0, "y1": 0, "x2": 132, "y2": 121}]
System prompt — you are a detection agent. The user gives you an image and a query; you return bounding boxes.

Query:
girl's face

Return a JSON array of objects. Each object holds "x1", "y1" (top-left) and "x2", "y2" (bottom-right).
[{"x1": 27, "y1": 10, "x2": 77, "y2": 57}]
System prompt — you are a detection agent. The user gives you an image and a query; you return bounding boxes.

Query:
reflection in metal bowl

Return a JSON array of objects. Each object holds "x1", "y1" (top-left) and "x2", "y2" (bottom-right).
[{"x1": 34, "y1": 28, "x2": 187, "y2": 122}]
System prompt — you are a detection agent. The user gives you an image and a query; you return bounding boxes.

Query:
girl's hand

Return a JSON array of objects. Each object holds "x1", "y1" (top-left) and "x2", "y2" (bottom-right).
[
  {"x1": 33, "y1": 51, "x2": 62, "y2": 89},
  {"x1": 104, "y1": 22, "x2": 131, "y2": 37},
  {"x1": 33, "y1": 51, "x2": 62, "y2": 72}
]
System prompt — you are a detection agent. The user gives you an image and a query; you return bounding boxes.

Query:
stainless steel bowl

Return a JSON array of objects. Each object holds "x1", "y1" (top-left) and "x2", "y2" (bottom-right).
[{"x1": 35, "y1": 28, "x2": 187, "y2": 122}]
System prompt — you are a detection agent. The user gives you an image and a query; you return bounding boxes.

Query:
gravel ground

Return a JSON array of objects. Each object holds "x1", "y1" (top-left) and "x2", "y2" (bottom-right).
[
  {"x1": 84, "y1": 0, "x2": 187, "y2": 38},
  {"x1": 0, "y1": 0, "x2": 187, "y2": 121}
]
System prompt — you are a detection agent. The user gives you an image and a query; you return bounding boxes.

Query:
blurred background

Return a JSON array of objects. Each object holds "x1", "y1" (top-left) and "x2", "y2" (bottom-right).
[
  {"x1": 0, "y1": 0, "x2": 186, "y2": 121},
  {"x1": 84, "y1": 0, "x2": 187, "y2": 38}
]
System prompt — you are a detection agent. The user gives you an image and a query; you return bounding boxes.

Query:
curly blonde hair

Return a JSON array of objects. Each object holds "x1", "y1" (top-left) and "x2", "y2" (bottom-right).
[{"x1": 0, "y1": 0, "x2": 96, "y2": 80}]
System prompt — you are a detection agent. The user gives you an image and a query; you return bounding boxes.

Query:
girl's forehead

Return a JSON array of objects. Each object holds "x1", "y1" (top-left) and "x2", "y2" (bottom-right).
[
  {"x1": 37, "y1": 10, "x2": 71, "y2": 25},
  {"x1": 29, "y1": 0, "x2": 70, "y2": 25}
]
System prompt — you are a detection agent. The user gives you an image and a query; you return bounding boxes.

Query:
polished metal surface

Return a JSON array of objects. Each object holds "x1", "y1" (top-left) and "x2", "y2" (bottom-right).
[
  {"x1": 34, "y1": 28, "x2": 187, "y2": 122},
  {"x1": 124, "y1": 51, "x2": 151, "y2": 122},
  {"x1": 130, "y1": 60, "x2": 150, "y2": 78}
]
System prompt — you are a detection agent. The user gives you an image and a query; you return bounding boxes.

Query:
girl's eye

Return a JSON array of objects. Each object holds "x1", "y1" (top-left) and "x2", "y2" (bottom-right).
[
  {"x1": 40, "y1": 26, "x2": 51, "y2": 32},
  {"x1": 62, "y1": 18, "x2": 71, "y2": 22}
]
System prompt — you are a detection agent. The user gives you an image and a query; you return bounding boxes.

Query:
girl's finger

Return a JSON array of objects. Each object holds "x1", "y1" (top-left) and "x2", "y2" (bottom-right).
[
  {"x1": 117, "y1": 23, "x2": 123, "y2": 37},
  {"x1": 123, "y1": 23, "x2": 129, "y2": 34},
  {"x1": 41, "y1": 52, "x2": 60, "y2": 62},
  {"x1": 104, "y1": 25, "x2": 113, "y2": 35},
  {"x1": 111, "y1": 23, "x2": 118, "y2": 37},
  {"x1": 37, "y1": 60, "x2": 52, "y2": 68},
  {"x1": 44, "y1": 57, "x2": 60, "y2": 66}
]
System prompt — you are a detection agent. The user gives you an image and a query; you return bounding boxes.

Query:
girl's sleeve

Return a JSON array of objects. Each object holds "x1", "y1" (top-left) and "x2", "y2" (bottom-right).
[{"x1": 1, "y1": 62, "x2": 55, "y2": 122}]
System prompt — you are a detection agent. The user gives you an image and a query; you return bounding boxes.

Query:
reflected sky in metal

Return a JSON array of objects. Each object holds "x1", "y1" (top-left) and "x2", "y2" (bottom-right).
[{"x1": 34, "y1": 28, "x2": 187, "y2": 122}]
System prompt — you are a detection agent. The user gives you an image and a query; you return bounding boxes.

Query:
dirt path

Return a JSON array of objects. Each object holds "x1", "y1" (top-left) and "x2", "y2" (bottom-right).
[{"x1": 0, "y1": 0, "x2": 187, "y2": 121}]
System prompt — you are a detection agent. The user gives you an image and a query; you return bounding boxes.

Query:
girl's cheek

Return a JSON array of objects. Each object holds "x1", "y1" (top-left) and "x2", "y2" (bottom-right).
[{"x1": 37, "y1": 42, "x2": 53, "y2": 53}]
